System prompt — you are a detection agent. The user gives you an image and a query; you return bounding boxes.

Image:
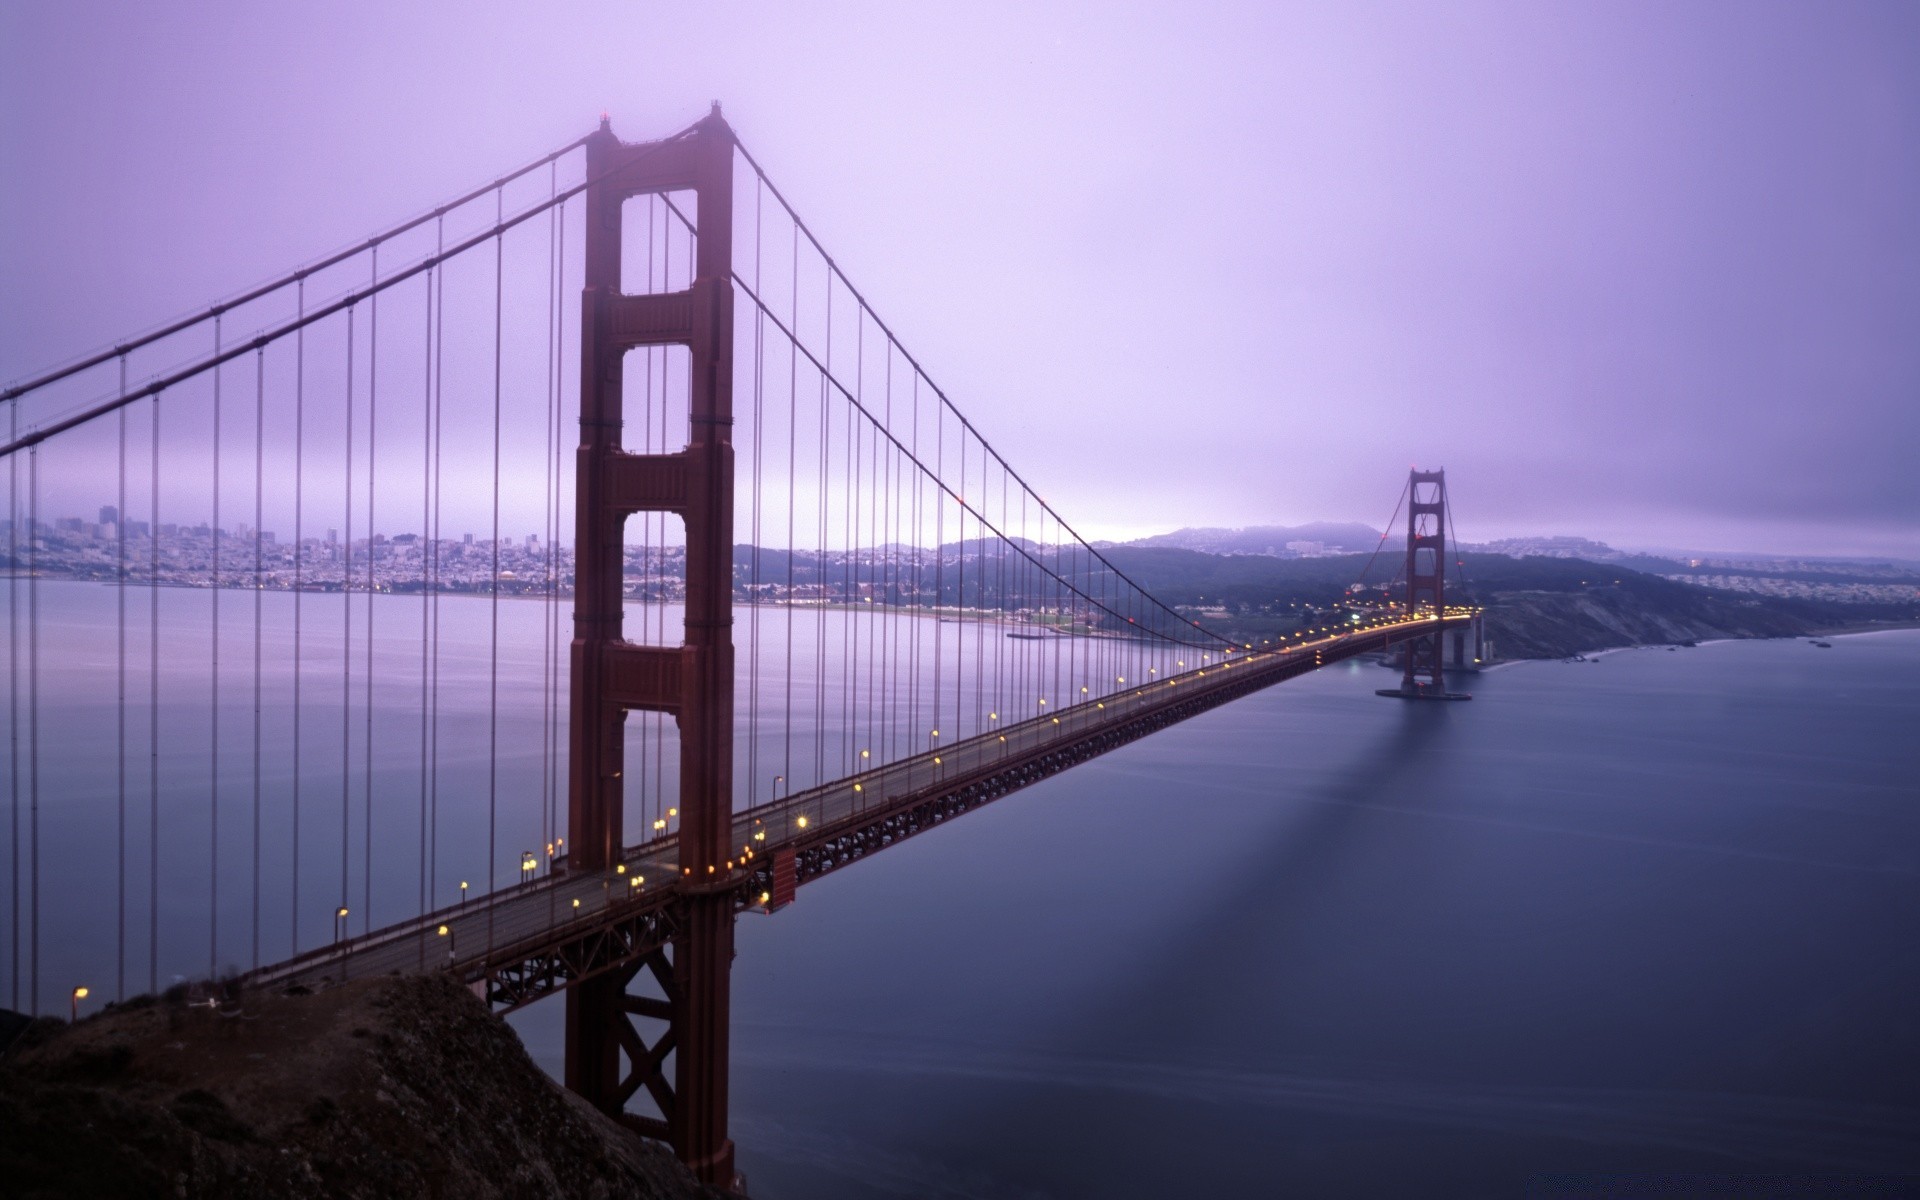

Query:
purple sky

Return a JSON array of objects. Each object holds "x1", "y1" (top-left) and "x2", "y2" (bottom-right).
[{"x1": 4, "y1": 1, "x2": 1916, "y2": 557}]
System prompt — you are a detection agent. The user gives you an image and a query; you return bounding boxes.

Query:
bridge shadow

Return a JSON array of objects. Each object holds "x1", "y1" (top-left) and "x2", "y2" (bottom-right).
[
  {"x1": 844, "y1": 697, "x2": 1467, "y2": 1189},
  {"x1": 1045, "y1": 696, "x2": 1460, "y2": 1054}
]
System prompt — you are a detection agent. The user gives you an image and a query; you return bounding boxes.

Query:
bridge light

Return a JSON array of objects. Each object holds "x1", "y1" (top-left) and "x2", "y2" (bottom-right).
[
  {"x1": 668, "y1": 808, "x2": 677, "y2": 818},
  {"x1": 760, "y1": 892, "x2": 771, "y2": 904},
  {"x1": 616, "y1": 863, "x2": 626, "y2": 875},
  {"x1": 632, "y1": 876, "x2": 643, "y2": 888},
  {"x1": 573, "y1": 898, "x2": 581, "y2": 907},
  {"x1": 933, "y1": 756, "x2": 942, "y2": 764},
  {"x1": 437, "y1": 924, "x2": 449, "y2": 936},
  {"x1": 797, "y1": 815, "x2": 809, "y2": 828},
  {"x1": 861, "y1": 749, "x2": 870, "y2": 759},
  {"x1": 853, "y1": 783, "x2": 863, "y2": 792}
]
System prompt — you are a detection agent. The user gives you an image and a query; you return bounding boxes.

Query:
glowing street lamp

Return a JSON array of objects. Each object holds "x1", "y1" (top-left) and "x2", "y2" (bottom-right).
[
  {"x1": 521, "y1": 851, "x2": 536, "y2": 878},
  {"x1": 437, "y1": 923, "x2": 455, "y2": 965},
  {"x1": 70, "y1": 986, "x2": 88, "y2": 1023},
  {"x1": 334, "y1": 906, "x2": 350, "y2": 943}
]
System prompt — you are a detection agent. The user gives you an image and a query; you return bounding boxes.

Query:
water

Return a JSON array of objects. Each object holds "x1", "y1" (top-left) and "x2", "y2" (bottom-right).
[
  {"x1": 7, "y1": 580, "x2": 1919, "y2": 1194},
  {"x1": 701, "y1": 633, "x2": 1917, "y2": 1196},
  {"x1": 4, "y1": 580, "x2": 1173, "y2": 1001}
]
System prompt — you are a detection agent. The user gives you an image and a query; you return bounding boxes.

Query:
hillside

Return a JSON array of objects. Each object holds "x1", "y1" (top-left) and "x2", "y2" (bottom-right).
[
  {"x1": 0, "y1": 976, "x2": 721, "y2": 1200},
  {"x1": 1098, "y1": 548, "x2": 1916, "y2": 660}
]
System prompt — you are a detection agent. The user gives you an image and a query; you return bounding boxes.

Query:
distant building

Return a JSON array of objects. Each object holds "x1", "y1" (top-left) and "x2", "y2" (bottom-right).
[{"x1": 99, "y1": 505, "x2": 118, "y2": 525}]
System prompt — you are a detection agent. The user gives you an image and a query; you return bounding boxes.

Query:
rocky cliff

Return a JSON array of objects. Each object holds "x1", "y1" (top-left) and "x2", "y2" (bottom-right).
[{"x1": 0, "y1": 975, "x2": 723, "y2": 1200}]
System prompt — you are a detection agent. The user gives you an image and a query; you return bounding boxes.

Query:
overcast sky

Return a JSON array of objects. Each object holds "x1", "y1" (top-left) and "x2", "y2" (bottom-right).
[{"x1": 3, "y1": 0, "x2": 1916, "y2": 557}]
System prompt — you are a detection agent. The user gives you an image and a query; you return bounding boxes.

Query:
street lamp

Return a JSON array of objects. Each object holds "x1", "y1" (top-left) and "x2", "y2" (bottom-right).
[
  {"x1": 70, "y1": 986, "x2": 88, "y2": 1023},
  {"x1": 437, "y1": 924, "x2": 454, "y2": 965},
  {"x1": 521, "y1": 851, "x2": 536, "y2": 879},
  {"x1": 334, "y1": 906, "x2": 349, "y2": 943},
  {"x1": 459, "y1": 881, "x2": 468, "y2": 906}
]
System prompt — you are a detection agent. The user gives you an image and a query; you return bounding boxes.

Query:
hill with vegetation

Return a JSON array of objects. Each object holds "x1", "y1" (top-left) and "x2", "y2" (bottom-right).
[{"x1": 1097, "y1": 548, "x2": 1918, "y2": 660}]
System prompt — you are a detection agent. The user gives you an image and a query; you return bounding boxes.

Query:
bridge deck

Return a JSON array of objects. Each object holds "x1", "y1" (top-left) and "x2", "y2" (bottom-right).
[{"x1": 247, "y1": 613, "x2": 1471, "y2": 1006}]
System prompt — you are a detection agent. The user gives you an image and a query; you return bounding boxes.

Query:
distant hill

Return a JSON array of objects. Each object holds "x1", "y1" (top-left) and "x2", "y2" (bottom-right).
[
  {"x1": 1120, "y1": 522, "x2": 1383, "y2": 556},
  {"x1": 1095, "y1": 547, "x2": 1917, "y2": 659}
]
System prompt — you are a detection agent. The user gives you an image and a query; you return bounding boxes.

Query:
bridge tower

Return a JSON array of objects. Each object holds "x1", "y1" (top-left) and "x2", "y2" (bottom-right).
[
  {"x1": 568, "y1": 107, "x2": 737, "y2": 1185},
  {"x1": 1378, "y1": 467, "x2": 1471, "y2": 701}
]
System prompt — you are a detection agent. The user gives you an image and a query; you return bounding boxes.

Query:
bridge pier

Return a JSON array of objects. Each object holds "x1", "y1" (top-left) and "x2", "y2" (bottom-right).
[{"x1": 568, "y1": 107, "x2": 740, "y2": 1189}]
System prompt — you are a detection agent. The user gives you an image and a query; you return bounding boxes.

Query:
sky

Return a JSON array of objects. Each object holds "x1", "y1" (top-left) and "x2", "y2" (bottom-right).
[{"x1": 3, "y1": 0, "x2": 1917, "y2": 558}]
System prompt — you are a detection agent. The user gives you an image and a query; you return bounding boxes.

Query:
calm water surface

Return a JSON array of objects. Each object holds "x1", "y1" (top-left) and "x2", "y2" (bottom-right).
[
  {"x1": 7, "y1": 581, "x2": 1918, "y2": 1195},
  {"x1": 689, "y1": 633, "x2": 1915, "y2": 1197}
]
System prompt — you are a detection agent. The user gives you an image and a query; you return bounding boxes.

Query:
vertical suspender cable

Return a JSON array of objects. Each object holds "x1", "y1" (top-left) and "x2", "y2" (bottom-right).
[
  {"x1": 430, "y1": 216, "x2": 444, "y2": 906},
  {"x1": 420, "y1": 251, "x2": 434, "y2": 923},
  {"x1": 341, "y1": 306, "x2": 355, "y2": 929},
  {"x1": 292, "y1": 281, "x2": 304, "y2": 955},
  {"x1": 7, "y1": 396, "x2": 16, "y2": 1010},
  {"x1": 550, "y1": 196, "x2": 565, "y2": 860},
  {"x1": 748, "y1": 175, "x2": 764, "y2": 820},
  {"x1": 487, "y1": 191, "x2": 503, "y2": 956},
  {"x1": 210, "y1": 317, "x2": 222, "y2": 979},
  {"x1": 783, "y1": 216, "x2": 796, "y2": 800},
  {"x1": 27, "y1": 447, "x2": 38, "y2": 1013},
  {"x1": 149, "y1": 394, "x2": 161, "y2": 993},
  {"x1": 251, "y1": 347, "x2": 264, "y2": 970},
  {"x1": 540, "y1": 162, "x2": 556, "y2": 867},
  {"x1": 364, "y1": 248, "x2": 378, "y2": 935},
  {"x1": 117, "y1": 355, "x2": 128, "y2": 998}
]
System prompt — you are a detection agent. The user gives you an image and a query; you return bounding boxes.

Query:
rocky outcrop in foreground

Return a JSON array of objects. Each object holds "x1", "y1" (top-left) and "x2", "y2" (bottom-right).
[{"x1": 0, "y1": 975, "x2": 722, "y2": 1200}]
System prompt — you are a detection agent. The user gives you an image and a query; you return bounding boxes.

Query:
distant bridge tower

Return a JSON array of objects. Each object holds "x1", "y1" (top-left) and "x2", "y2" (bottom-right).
[
  {"x1": 569, "y1": 107, "x2": 738, "y2": 1186},
  {"x1": 1378, "y1": 468, "x2": 1472, "y2": 701}
]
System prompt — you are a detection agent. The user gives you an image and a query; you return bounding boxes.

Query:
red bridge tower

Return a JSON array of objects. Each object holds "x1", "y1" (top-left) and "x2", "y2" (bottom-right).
[
  {"x1": 568, "y1": 107, "x2": 738, "y2": 1186},
  {"x1": 1378, "y1": 467, "x2": 1472, "y2": 701}
]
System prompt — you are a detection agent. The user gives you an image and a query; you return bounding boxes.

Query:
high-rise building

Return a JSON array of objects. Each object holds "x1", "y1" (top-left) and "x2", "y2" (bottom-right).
[{"x1": 99, "y1": 505, "x2": 119, "y2": 525}]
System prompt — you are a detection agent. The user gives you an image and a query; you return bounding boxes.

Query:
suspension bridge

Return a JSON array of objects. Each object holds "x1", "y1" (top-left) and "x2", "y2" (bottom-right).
[{"x1": 1, "y1": 107, "x2": 1479, "y2": 1188}]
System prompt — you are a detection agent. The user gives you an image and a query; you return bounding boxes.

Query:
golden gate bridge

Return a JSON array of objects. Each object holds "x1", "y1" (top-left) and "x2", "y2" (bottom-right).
[{"x1": 1, "y1": 107, "x2": 1479, "y2": 1188}]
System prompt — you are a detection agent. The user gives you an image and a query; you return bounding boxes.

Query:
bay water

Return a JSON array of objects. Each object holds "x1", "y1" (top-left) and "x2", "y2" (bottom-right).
[{"x1": 6, "y1": 580, "x2": 1917, "y2": 1195}]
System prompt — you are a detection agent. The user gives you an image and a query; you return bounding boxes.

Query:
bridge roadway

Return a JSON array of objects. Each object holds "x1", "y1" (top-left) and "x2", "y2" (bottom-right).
[{"x1": 246, "y1": 611, "x2": 1474, "y2": 1008}]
